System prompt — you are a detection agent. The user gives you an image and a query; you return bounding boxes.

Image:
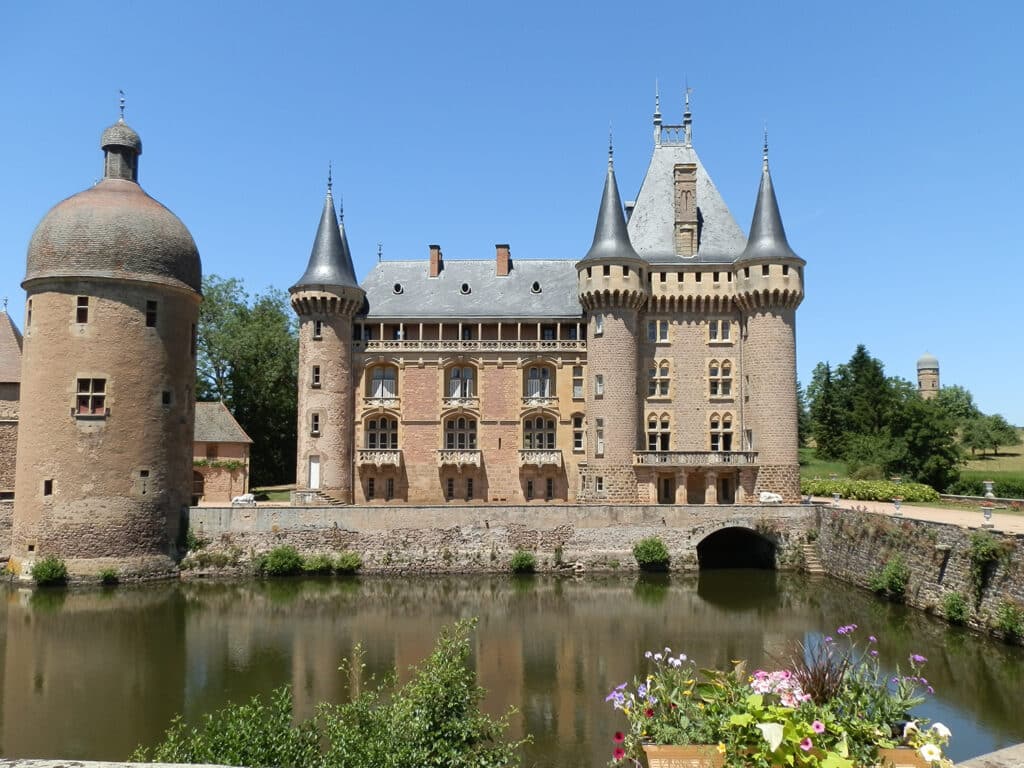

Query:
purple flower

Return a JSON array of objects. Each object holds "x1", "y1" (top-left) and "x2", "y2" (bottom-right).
[
  {"x1": 824, "y1": 636, "x2": 834, "y2": 643},
  {"x1": 870, "y1": 650, "x2": 879, "y2": 657},
  {"x1": 800, "y1": 738, "x2": 813, "y2": 751},
  {"x1": 837, "y1": 626, "x2": 848, "y2": 635},
  {"x1": 910, "y1": 653, "x2": 927, "y2": 664},
  {"x1": 868, "y1": 635, "x2": 877, "y2": 643},
  {"x1": 927, "y1": 686, "x2": 935, "y2": 694},
  {"x1": 812, "y1": 720, "x2": 825, "y2": 734}
]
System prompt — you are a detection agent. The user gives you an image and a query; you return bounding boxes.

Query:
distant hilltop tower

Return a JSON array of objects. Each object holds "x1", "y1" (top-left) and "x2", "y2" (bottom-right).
[
  {"x1": 917, "y1": 353, "x2": 939, "y2": 399},
  {"x1": 290, "y1": 176, "x2": 365, "y2": 503},
  {"x1": 12, "y1": 107, "x2": 202, "y2": 577}
]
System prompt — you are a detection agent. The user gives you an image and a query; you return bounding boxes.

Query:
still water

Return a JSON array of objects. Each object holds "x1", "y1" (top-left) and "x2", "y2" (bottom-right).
[{"x1": 2, "y1": 572, "x2": 1022, "y2": 767}]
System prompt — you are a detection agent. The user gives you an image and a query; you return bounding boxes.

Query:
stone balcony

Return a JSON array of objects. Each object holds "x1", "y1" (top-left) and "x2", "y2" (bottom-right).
[
  {"x1": 356, "y1": 449, "x2": 402, "y2": 468},
  {"x1": 518, "y1": 449, "x2": 563, "y2": 468},
  {"x1": 355, "y1": 339, "x2": 586, "y2": 353},
  {"x1": 521, "y1": 395, "x2": 558, "y2": 408},
  {"x1": 362, "y1": 396, "x2": 400, "y2": 410},
  {"x1": 442, "y1": 396, "x2": 480, "y2": 410},
  {"x1": 632, "y1": 450, "x2": 758, "y2": 467},
  {"x1": 437, "y1": 449, "x2": 482, "y2": 469}
]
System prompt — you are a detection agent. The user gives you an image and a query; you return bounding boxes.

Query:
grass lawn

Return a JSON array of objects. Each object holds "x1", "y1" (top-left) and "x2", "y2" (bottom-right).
[
  {"x1": 799, "y1": 447, "x2": 848, "y2": 481},
  {"x1": 252, "y1": 487, "x2": 293, "y2": 502}
]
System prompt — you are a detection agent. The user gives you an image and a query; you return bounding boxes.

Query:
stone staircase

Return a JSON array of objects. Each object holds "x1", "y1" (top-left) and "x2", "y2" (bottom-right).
[
  {"x1": 308, "y1": 490, "x2": 347, "y2": 506},
  {"x1": 802, "y1": 542, "x2": 826, "y2": 575}
]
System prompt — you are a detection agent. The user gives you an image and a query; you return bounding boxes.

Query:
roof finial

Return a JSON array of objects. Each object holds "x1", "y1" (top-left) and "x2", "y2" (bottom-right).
[
  {"x1": 377, "y1": 242, "x2": 383, "y2": 262},
  {"x1": 327, "y1": 161, "x2": 333, "y2": 195},
  {"x1": 655, "y1": 79, "x2": 661, "y2": 116},
  {"x1": 2, "y1": 297, "x2": 7, "y2": 312},
  {"x1": 338, "y1": 192, "x2": 344, "y2": 224},
  {"x1": 762, "y1": 124, "x2": 769, "y2": 170},
  {"x1": 608, "y1": 123, "x2": 614, "y2": 169},
  {"x1": 683, "y1": 81, "x2": 693, "y2": 146},
  {"x1": 118, "y1": 89, "x2": 126, "y2": 121}
]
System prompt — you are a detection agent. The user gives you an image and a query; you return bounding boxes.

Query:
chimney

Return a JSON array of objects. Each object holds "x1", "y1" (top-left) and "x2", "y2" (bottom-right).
[
  {"x1": 496, "y1": 243, "x2": 511, "y2": 276},
  {"x1": 429, "y1": 244, "x2": 443, "y2": 277}
]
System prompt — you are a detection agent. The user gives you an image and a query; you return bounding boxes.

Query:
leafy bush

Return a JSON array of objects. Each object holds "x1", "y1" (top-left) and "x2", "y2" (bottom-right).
[
  {"x1": 945, "y1": 478, "x2": 983, "y2": 496},
  {"x1": 849, "y1": 464, "x2": 885, "y2": 481},
  {"x1": 994, "y1": 600, "x2": 1024, "y2": 641},
  {"x1": 868, "y1": 556, "x2": 909, "y2": 601},
  {"x1": 968, "y1": 531, "x2": 1011, "y2": 604},
  {"x1": 945, "y1": 477, "x2": 1024, "y2": 499},
  {"x1": 302, "y1": 554, "x2": 334, "y2": 574},
  {"x1": 509, "y1": 550, "x2": 536, "y2": 574},
  {"x1": 183, "y1": 548, "x2": 242, "y2": 570},
  {"x1": 185, "y1": 528, "x2": 207, "y2": 552},
  {"x1": 98, "y1": 568, "x2": 119, "y2": 586},
  {"x1": 255, "y1": 546, "x2": 304, "y2": 577},
  {"x1": 31, "y1": 556, "x2": 68, "y2": 586},
  {"x1": 942, "y1": 591, "x2": 969, "y2": 625},
  {"x1": 334, "y1": 551, "x2": 363, "y2": 575},
  {"x1": 800, "y1": 478, "x2": 940, "y2": 503},
  {"x1": 131, "y1": 619, "x2": 527, "y2": 768},
  {"x1": 633, "y1": 537, "x2": 670, "y2": 572}
]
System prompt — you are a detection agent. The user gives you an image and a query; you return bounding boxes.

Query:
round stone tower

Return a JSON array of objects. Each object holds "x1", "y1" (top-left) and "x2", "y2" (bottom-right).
[
  {"x1": 734, "y1": 143, "x2": 805, "y2": 501},
  {"x1": 290, "y1": 180, "x2": 364, "y2": 502},
  {"x1": 576, "y1": 149, "x2": 648, "y2": 502},
  {"x1": 916, "y1": 353, "x2": 939, "y2": 399},
  {"x1": 12, "y1": 112, "x2": 202, "y2": 577}
]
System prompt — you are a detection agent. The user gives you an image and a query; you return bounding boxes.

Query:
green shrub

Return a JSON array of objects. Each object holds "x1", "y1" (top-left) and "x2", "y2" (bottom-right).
[
  {"x1": 942, "y1": 591, "x2": 969, "y2": 625},
  {"x1": 509, "y1": 550, "x2": 536, "y2": 574},
  {"x1": 31, "y1": 556, "x2": 68, "y2": 586},
  {"x1": 335, "y1": 551, "x2": 363, "y2": 575},
  {"x1": 633, "y1": 537, "x2": 670, "y2": 572},
  {"x1": 183, "y1": 549, "x2": 242, "y2": 570},
  {"x1": 185, "y1": 528, "x2": 207, "y2": 552},
  {"x1": 849, "y1": 464, "x2": 885, "y2": 481},
  {"x1": 98, "y1": 568, "x2": 119, "y2": 586},
  {"x1": 868, "y1": 556, "x2": 909, "y2": 601},
  {"x1": 945, "y1": 478, "x2": 983, "y2": 496},
  {"x1": 131, "y1": 619, "x2": 528, "y2": 767},
  {"x1": 800, "y1": 478, "x2": 939, "y2": 503},
  {"x1": 994, "y1": 478, "x2": 1024, "y2": 500},
  {"x1": 968, "y1": 531, "x2": 1011, "y2": 604},
  {"x1": 255, "y1": 546, "x2": 304, "y2": 577},
  {"x1": 302, "y1": 554, "x2": 334, "y2": 574},
  {"x1": 994, "y1": 600, "x2": 1024, "y2": 641}
]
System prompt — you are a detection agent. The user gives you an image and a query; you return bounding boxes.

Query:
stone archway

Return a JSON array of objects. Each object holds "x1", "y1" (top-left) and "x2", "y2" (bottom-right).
[{"x1": 696, "y1": 526, "x2": 776, "y2": 569}]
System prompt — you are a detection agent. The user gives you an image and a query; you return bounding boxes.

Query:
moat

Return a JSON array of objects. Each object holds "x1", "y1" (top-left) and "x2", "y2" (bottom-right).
[{"x1": 2, "y1": 571, "x2": 1023, "y2": 767}]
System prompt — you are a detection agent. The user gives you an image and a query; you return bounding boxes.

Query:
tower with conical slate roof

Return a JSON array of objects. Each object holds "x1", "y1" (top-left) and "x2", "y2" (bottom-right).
[
  {"x1": 12, "y1": 109, "x2": 202, "y2": 576},
  {"x1": 290, "y1": 178, "x2": 365, "y2": 502},
  {"x1": 734, "y1": 138, "x2": 805, "y2": 500},
  {"x1": 576, "y1": 144, "x2": 648, "y2": 502}
]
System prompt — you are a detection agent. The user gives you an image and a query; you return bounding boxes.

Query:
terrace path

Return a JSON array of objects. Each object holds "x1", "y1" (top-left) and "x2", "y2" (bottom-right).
[{"x1": 812, "y1": 497, "x2": 1024, "y2": 535}]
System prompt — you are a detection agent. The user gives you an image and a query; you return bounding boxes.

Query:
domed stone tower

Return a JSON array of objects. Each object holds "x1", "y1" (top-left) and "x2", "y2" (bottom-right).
[
  {"x1": 12, "y1": 111, "x2": 202, "y2": 577},
  {"x1": 576, "y1": 147, "x2": 648, "y2": 502},
  {"x1": 917, "y1": 353, "x2": 939, "y2": 399},
  {"x1": 734, "y1": 140, "x2": 805, "y2": 501},
  {"x1": 290, "y1": 178, "x2": 364, "y2": 502}
]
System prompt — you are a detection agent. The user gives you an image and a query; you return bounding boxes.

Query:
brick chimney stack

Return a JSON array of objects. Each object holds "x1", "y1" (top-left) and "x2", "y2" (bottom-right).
[
  {"x1": 496, "y1": 243, "x2": 511, "y2": 276},
  {"x1": 429, "y1": 244, "x2": 443, "y2": 277}
]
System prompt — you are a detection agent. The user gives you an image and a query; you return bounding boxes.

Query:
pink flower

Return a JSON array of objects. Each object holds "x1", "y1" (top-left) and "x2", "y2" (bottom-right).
[
  {"x1": 800, "y1": 738, "x2": 813, "y2": 751},
  {"x1": 812, "y1": 720, "x2": 825, "y2": 734},
  {"x1": 613, "y1": 747, "x2": 626, "y2": 760},
  {"x1": 644, "y1": 708, "x2": 655, "y2": 718},
  {"x1": 613, "y1": 732, "x2": 625, "y2": 744}
]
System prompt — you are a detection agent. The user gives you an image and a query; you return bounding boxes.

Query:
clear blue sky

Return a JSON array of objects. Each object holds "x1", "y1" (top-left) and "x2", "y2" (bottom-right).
[{"x1": 2, "y1": 1, "x2": 1021, "y2": 424}]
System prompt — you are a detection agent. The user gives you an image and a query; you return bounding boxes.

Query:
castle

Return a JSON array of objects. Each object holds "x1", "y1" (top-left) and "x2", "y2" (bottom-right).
[{"x1": 290, "y1": 97, "x2": 805, "y2": 507}]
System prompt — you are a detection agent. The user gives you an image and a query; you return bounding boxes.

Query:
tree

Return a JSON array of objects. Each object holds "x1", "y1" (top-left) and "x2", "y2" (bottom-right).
[
  {"x1": 934, "y1": 385, "x2": 981, "y2": 427},
  {"x1": 961, "y1": 417, "x2": 992, "y2": 457},
  {"x1": 842, "y1": 345, "x2": 893, "y2": 436},
  {"x1": 888, "y1": 397, "x2": 963, "y2": 491},
  {"x1": 809, "y1": 363, "x2": 846, "y2": 459},
  {"x1": 985, "y1": 414, "x2": 1021, "y2": 456},
  {"x1": 797, "y1": 381, "x2": 811, "y2": 448},
  {"x1": 196, "y1": 275, "x2": 298, "y2": 486}
]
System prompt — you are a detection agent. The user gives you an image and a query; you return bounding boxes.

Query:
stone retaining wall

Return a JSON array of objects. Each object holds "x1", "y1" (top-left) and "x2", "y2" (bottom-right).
[
  {"x1": 817, "y1": 507, "x2": 1024, "y2": 642},
  {"x1": 0, "y1": 499, "x2": 11, "y2": 560},
  {"x1": 187, "y1": 503, "x2": 816, "y2": 573}
]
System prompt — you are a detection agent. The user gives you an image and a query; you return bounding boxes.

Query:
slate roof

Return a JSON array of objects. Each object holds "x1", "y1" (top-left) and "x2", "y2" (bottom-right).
[
  {"x1": 291, "y1": 191, "x2": 360, "y2": 291},
  {"x1": 360, "y1": 259, "x2": 582, "y2": 320},
  {"x1": 194, "y1": 401, "x2": 253, "y2": 444},
  {"x1": 738, "y1": 157, "x2": 802, "y2": 264},
  {"x1": 0, "y1": 311, "x2": 22, "y2": 384},
  {"x1": 626, "y1": 143, "x2": 747, "y2": 264},
  {"x1": 579, "y1": 160, "x2": 643, "y2": 265}
]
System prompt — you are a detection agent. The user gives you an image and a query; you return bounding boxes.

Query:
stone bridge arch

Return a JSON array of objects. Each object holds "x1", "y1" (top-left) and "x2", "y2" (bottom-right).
[{"x1": 696, "y1": 525, "x2": 776, "y2": 570}]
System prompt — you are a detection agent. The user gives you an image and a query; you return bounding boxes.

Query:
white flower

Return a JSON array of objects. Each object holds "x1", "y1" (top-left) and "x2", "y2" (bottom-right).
[
  {"x1": 653, "y1": 653, "x2": 663, "y2": 661},
  {"x1": 903, "y1": 721, "x2": 920, "y2": 738},
  {"x1": 919, "y1": 743, "x2": 942, "y2": 763},
  {"x1": 930, "y1": 723, "x2": 952, "y2": 740},
  {"x1": 644, "y1": 651, "x2": 653, "y2": 659}
]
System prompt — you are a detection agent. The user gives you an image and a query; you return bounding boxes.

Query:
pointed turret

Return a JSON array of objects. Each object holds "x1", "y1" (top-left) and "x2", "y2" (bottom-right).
[
  {"x1": 738, "y1": 140, "x2": 802, "y2": 263},
  {"x1": 291, "y1": 188, "x2": 359, "y2": 291},
  {"x1": 579, "y1": 145, "x2": 643, "y2": 266}
]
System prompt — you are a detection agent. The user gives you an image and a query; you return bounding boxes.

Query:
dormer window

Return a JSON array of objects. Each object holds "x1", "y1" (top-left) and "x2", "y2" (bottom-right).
[
  {"x1": 531, "y1": 281, "x2": 541, "y2": 293},
  {"x1": 393, "y1": 283, "x2": 404, "y2": 294},
  {"x1": 460, "y1": 283, "x2": 471, "y2": 294}
]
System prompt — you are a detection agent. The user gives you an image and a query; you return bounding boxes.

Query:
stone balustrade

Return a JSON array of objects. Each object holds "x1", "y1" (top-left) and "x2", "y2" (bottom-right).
[
  {"x1": 355, "y1": 339, "x2": 586, "y2": 353},
  {"x1": 362, "y1": 396, "x2": 400, "y2": 410},
  {"x1": 632, "y1": 450, "x2": 758, "y2": 467},
  {"x1": 356, "y1": 449, "x2": 402, "y2": 468},
  {"x1": 518, "y1": 449, "x2": 563, "y2": 468},
  {"x1": 436, "y1": 449, "x2": 482, "y2": 469},
  {"x1": 521, "y1": 395, "x2": 558, "y2": 408},
  {"x1": 442, "y1": 396, "x2": 480, "y2": 410}
]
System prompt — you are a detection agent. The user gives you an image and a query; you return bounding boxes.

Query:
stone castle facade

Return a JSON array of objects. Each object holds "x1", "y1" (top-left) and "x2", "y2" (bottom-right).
[{"x1": 290, "y1": 101, "x2": 805, "y2": 507}]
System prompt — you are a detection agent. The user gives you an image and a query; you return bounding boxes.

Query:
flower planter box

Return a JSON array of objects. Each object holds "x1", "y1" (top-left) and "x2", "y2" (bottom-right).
[{"x1": 641, "y1": 745, "x2": 928, "y2": 768}]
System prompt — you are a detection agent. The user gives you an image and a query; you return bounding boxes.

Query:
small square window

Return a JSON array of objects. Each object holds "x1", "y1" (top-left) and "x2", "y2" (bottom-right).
[
  {"x1": 595, "y1": 374, "x2": 604, "y2": 397},
  {"x1": 311, "y1": 365, "x2": 321, "y2": 388},
  {"x1": 206, "y1": 444, "x2": 218, "y2": 460},
  {"x1": 161, "y1": 390, "x2": 172, "y2": 406},
  {"x1": 713, "y1": 271, "x2": 720, "y2": 283},
  {"x1": 762, "y1": 264, "x2": 770, "y2": 276},
  {"x1": 596, "y1": 476, "x2": 605, "y2": 493},
  {"x1": 76, "y1": 296, "x2": 89, "y2": 324},
  {"x1": 695, "y1": 272, "x2": 702, "y2": 283},
  {"x1": 145, "y1": 300, "x2": 158, "y2": 327},
  {"x1": 594, "y1": 315, "x2": 604, "y2": 337},
  {"x1": 76, "y1": 378, "x2": 106, "y2": 416},
  {"x1": 311, "y1": 413, "x2": 321, "y2": 436},
  {"x1": 603, "y1": 264, "x2": 611, "y2": 277},
  {"x1": 782, "y1": 264, "x2": 790, "y2": 275},
  {"x1": 313, "y1": 320, "x2": 324, "y2": 340},
  {"x1": 43, "y1": 479, "x2": 53, "y2": 496}
]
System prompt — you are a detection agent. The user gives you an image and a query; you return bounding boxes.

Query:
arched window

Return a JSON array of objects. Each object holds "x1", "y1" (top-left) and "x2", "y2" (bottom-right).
[
  {"x1": 445, "y1": 416, "x2": 477, "y2": 449},
  {"x1": 447, "y1": 365, "x2": 476, "y2": 398},
  {"x1": 709, "y1": 359, "x2": 733, "y2": 397},
  {"x1": 368, "y1": 365, "x2": 398, "y2": 399},
  {"x1": 365, "y1": 417, "x2": 398, "y2": 450},
  {"x1": 648, "y1": 360, "x2": 670, "y2": 398},
  {"x1": 710, "y1": 412, "x2": 733, "y2": 451},
  {"x1": 647, "y1": 413, "x2": 671, "y2": 451},
  {"x1": 523, "y1": 415, "x2": 556, "y2": 449},
  {"x1": 525, "y1": 365, "x2": 553, "y2": 398}
]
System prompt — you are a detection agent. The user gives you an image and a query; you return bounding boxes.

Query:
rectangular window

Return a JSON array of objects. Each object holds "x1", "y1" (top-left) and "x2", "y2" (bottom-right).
[
  {"x1": 709, "y1": 321, "x2": 718, "y2": 341},
  {"x1": 713, "y1": 271, "x2": 720, "y2": 283},
  {"x1": 595, "y1": 374, "x2": 604, "y2": 397},
  {"x1": 545, "y1": 478, "x2": 554, "y2": 500},
  {"x1": 76, "y1": 296, "x2": 89, "y2": 323},
  {"x1": 367, "y1": 478, "x2": 375, "y2": 500},
  {"x1": 721, "y1": 321, "x2": 730, "y2": 340},
  {"x1": 27, "y1": 299, "x2": 32, "y2": 328},
  {"x1": 313, "y1": 320, "x2": 323, "y2": 340},
  {"x1": 660, "y1": 272, "x2": 666, "y2": 283},
  {"x1": 572, "y1": 415, "x2": 584, "y2": 452},
  {"x1": 594, "y1": 314, "x2": 603, "y2": 336},
  {"x1": 446, "y1": 478, "x2": 455, "y2": 500},
  {"x1": 76, "y1": 378, "x2": 106, "y2": 416},
  {"x1": 310, "y1": 413, "x2": 321, "y2": 436},
  {"x1": 744, "y1": 267, "x2": 750, "y2": 278},
  {"x1": 695, "y1": 272, "x2": 702, "y2": 283},
  {"x1": 572, "y1": 366, "x2": 584, "y2": 399},
  {"x1": 596, "y1": 418, "x2": 605, "y2": 457},
  {"x1": 43, "y1": 479, "x2": 53, "y2": 496},
  {"x1": 385, "y1": 477, "x2": 394, "y2": 501},
  {"x1": 312, "y1": 365, "x2": 321, "y2": 388},
  {"x1": 466, "y1": 478, "x2": 474, "y2": 500},
  {"x1": 162, "y1": 390, "x2": 172, "y2": 406},
  {"x1": 526, "y1": 479, "x2": 534, "y2": 500},
  {"x1": 603, "y1": 264, "x2": 611, "y2": 276},
  {"x1": 762, "y1": 264, "x2": 770, "y2": 276},
  {"x1": 541, "y1": 325, "x2": 556, "y2": 340},
  {"x1": 782, "y1": 264, "x2": 790, "y2": 275},
  {"x1": 596, "y1": 476, "x2": 605, "y2": 493},
  {"x1": 145, "y1": 300, "x2": 158, "y2": 327},
  {"x1": 206, "y1": 444, "x2": 218, "y2": 460}
]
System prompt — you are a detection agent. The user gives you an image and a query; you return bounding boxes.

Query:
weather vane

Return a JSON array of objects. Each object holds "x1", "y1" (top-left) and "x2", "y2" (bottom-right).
[{"x1": 119, "y1": 89, "x2": 126, "y2": 120}]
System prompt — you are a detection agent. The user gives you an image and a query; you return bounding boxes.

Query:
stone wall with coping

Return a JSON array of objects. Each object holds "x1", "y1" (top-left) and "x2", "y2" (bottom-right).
[
  {"x1": 187, "y1": 503, "x2": 815, "y2": 573},
  {"x1": 0, "y1": 500, "x2": 11, "y2": 559},
  {"x1": 816, "y1": 508, "x2": 1024, "y2": 642}
]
